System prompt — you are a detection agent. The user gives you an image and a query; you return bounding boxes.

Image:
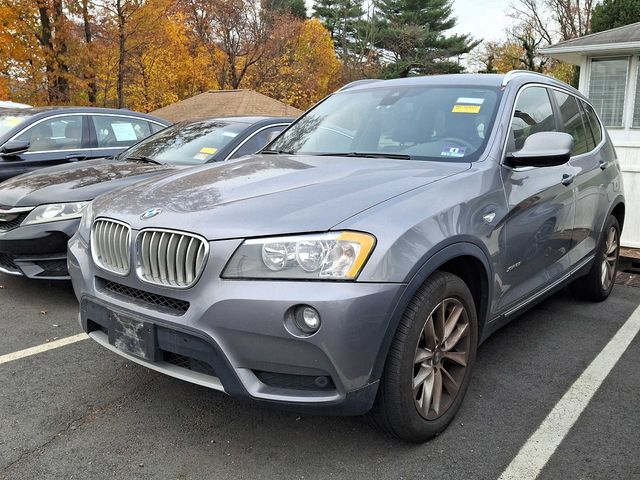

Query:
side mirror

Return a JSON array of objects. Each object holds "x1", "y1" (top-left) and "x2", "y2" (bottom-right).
[
  {"x1": 505, "y1": 132, "x2": 573, "y2": 168},
  {"x1": 0, "y1": 140, "x2": 30, "y2": 157}
]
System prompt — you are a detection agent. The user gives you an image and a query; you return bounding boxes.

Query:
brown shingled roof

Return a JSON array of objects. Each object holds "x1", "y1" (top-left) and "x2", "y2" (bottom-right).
[{"x1": 151, "y1": 90, "x2": 303, "y2": 122}]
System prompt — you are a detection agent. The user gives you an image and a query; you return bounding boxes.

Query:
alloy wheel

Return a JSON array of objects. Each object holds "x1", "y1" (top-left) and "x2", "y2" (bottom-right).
[
  {"x1": 413, "y1": 298, "x2": 470, "y2": 420},
  {"x1": 601, "y1": 226, "x2": 619, "y2": 291}
]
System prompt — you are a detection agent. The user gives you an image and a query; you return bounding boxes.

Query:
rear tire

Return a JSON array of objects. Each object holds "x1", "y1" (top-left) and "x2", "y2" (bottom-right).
[
  {"x1": 569, "y1": 215, "x2": 620, "y2": 302},
  {"x1": 369, "y1": 271, "x2": 478, "y2": 442}
]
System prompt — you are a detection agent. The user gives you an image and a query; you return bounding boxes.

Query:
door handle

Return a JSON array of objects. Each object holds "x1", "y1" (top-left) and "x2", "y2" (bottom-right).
[
  {"x1": 599, "y1": 160, "x2": 608, "y2": 170},
  {"x1": 65, "y1": 154, "x2": 87, "y2": 162},
  {"x1": 561, "y1": 174, "x2": 574, "y2": 186}
]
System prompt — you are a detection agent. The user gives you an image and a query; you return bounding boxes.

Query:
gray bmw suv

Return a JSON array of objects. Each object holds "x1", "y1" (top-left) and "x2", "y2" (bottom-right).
[{"x1": 69, "y1": 71, "x2": 625, "y2": 442}]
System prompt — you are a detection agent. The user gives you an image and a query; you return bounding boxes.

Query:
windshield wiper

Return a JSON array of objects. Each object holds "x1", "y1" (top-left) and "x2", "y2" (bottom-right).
[
  {"x1": 316, "y1": 152, "x2": 412, "y2": 160},
  {"x1": 261, "y1": 149, "x2": 295, "y2": 155},
  {"x1": 124, "y1": 155, "x2": 163, "y2": 165}
]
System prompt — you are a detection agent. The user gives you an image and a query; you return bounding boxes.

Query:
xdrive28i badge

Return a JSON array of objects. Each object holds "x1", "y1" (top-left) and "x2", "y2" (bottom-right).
[{"x1": 140, "y1": 208, "x2": 162, "y2": 220}]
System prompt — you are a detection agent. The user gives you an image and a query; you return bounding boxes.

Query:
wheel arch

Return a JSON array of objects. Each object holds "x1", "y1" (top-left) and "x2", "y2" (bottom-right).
[
  {"x1": 370, "y1": 240, "x2": 493, "y2": 382},
  {"x1": 610, "y1": 198, "x2": 625, "y2": 232}
]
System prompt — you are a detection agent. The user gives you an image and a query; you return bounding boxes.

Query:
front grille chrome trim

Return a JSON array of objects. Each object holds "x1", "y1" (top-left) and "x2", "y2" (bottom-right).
[
  {"x1": 91, "y1": 218, "x2": 132, "y2": 276},
  {"x1": 135, "y1": 228, "x2": 209, "y2": 289}
]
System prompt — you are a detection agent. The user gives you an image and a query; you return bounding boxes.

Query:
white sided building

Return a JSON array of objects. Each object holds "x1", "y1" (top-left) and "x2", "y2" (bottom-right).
[{"x1": 541, "y1": 22, "x2": 640, "y2": 247}]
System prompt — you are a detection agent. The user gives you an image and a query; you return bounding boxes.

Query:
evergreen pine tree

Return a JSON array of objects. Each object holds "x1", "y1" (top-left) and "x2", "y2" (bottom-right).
[
  {"x1": 373, "y1": 0, "x2": 478, "y2": 77},
  {"x1": 313, "y1": 0, "x2": 365, "y2": 57},
  {"x1": 263, "y1": 0, "x2": 307, "y2": 20},
  {"x1": 591, "y1": 0, "x2": 640, "y2": 33}
]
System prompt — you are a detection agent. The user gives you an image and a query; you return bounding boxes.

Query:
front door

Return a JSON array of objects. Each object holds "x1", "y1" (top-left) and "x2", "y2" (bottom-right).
[{"x1": 498, "y1": 85, "x2": 576, "y2": 312}]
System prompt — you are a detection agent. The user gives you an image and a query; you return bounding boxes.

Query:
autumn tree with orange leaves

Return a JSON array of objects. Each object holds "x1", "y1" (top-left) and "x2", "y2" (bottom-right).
[{"x1": 0, "y1": 0, "x2": 343, "y2": 111}]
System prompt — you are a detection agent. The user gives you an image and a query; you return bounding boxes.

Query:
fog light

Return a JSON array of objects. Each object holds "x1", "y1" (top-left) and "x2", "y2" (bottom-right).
[{"x1": 295, "y1": 305, "x2": 321, "y2": 334}]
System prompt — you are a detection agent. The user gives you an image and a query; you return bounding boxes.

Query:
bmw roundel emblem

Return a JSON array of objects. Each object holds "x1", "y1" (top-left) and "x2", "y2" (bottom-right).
[{"x1": 141, "y1": 208, "x2": 162, "y2": 220}]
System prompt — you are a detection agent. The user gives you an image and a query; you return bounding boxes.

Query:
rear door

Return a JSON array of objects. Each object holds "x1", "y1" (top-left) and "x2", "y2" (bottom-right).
[
  {"x1": 553, "y1": 93, "x2": 609, "y2": 263},
  {"x1": 89, "y1": 114, "x2": 163, "y2": 159},
  {"x1": 498, "y1": 85, "x2": 576, "y2": 312},
  {"x1": 5, "y1": 114, "x2": 90, "y2": 175}
]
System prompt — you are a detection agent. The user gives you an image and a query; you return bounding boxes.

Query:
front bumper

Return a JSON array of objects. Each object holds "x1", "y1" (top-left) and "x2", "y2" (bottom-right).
[
  {"x1": 0, "y1": 218, "x2": 79, "y2": 279},
  {"x1": 69, "y1": 232, "x2": 405, "y2": 415}
]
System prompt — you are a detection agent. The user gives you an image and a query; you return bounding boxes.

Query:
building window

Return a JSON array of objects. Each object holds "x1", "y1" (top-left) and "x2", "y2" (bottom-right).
[
  {"x1": 634, "y1": 62, "x2": 640, "y2": 128},
  {"x1": 588, "y1": 58, "x2": 628, "y2": 127}
]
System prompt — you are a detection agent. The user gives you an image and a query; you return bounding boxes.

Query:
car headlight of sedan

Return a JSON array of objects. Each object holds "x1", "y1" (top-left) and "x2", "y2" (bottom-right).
[
  {"x1": 223, "y1": 231, "x2": 376, "y2": 280},
  {"x1": 22, "y1": 202, "x2": 89, "y2": 226}
]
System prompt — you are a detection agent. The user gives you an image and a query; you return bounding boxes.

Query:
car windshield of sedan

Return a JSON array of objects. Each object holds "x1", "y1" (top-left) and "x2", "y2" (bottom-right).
[
  {"x1": 0, "y1": 112, "x2": 34, "y2": 137},
  {"x1": 121, "y1": 120, "x2": 248, "y2": 165},
  {"x1": 268, "y1": 85, "x2": 502, "y2": 162}
]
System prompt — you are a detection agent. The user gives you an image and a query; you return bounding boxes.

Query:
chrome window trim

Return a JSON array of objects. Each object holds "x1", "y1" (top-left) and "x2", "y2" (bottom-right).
[
  {"x1": 3, "y1": 112, "x2": 166, "y2": 154},
  {"x1": 90, "y1": 218, "x2": 132, "y2": 277},
  {"x1": 135, "y1": 227, "x2": 210, "y2": 290},
  {"x1": 224, "y1": 123, "x2": 290, "y2": 160},
  {"x1": 500, "y1": 82, "x2": 607, "y2": 170}
]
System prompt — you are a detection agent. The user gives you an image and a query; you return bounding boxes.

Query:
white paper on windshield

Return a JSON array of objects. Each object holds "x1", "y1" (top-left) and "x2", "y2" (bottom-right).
[
  {"x1": 112, "y1": 123, "x2": 138, "y2": 141},
  {"x1": 456, "y1": 97, "x2": 485, "y2": 105}
]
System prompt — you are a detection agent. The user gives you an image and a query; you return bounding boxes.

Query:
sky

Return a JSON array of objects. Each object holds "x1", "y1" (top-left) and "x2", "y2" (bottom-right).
[{"x1": 451, "y1": 0, "x2": 513, "y2": 43}]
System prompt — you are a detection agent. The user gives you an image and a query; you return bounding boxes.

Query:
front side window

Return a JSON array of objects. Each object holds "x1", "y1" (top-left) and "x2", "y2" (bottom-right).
[
  {"x1": 507, "y1": 86, "x2": 556, "y2": 154},
  {"x1": 121, "y1": 119, "x2": 248, "y2": 165},
  {"x1": 588, "y1": 58, "x2": 628, "y2": 127},
  {"x1": 554, "y1": 91, "x2": 592, "y2": 155},
  {"x1": 92, "y1": 116, "x2": 151, "y2": 148},
  {"x1": 269, "y1": 85, "x2": 502, "y2": 162},
  {"x1": 14, "y1": 115, "x2": 83, "y2": 152}
]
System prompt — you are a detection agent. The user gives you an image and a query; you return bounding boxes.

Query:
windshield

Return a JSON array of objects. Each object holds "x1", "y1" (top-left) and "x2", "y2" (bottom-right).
[
  {"x1": 269, "y1": 85, "x2": 502, "y2": 162},
  {"x1": 122, "y1": 120, "x2": 248, "y2": 165},
  {"x1": 0, "y1": 112, "x2": 34, "y2": 137}
]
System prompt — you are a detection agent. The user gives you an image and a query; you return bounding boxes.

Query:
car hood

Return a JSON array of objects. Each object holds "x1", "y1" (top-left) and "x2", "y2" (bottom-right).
[
  {"x1": 92, "y1": 154, "x2": 471, "y2": 240},
  {"x1": 0, "y1": 158, "x2": 180, "y2": 207}
]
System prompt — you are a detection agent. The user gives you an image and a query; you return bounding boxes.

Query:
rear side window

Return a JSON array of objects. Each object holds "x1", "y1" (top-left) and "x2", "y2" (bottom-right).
[
  {"x1": 508, "y1": 86, "x2": 556, "y2": 154},
  {"x1": 582, "y1": 101, "x2": 603, "y2": 147},
  {"x1": 92, "y1": 115, "x2": 151, "y2": 148},
  {"x1": 553, "y1": 91, "x2": 592, "y2": 155}
]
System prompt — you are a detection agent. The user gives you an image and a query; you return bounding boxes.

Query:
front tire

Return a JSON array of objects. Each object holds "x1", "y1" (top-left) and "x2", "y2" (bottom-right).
[
  {"x1": 569, "y1": 215, "x2": 621, "y2": 302},
  {"x1": 369, "y1": 271, "x2": 478, "y2": 442}
]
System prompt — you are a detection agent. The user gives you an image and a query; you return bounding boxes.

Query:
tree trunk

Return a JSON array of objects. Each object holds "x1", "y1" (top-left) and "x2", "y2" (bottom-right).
[
  {"x1": 38, "y1": 2, "x2": 55, "y2": 103},
  {"x1": 82, "y1": 0, "x2": 97, "y2": 104},
  {"x1": 52, "y1": 0, "x2": 69, "y2": 103},
  {"x1": 117, "y1": 0, "x2": 126, "y2": 108}
]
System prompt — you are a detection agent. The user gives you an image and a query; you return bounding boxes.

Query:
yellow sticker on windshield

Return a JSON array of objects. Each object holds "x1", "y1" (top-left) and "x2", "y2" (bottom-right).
[
  {"x1": 452, "y1": 104, "x2": 481, "y2": 114},
  {"x1": 200, "y1": 147, "x2": 218, "y2": 154}
]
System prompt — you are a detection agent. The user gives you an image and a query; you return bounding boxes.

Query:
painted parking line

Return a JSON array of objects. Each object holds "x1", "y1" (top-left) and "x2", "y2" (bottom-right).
[
  {"x1": 498, "y1": 304, "x2": 640, "y2": 480},
  {"x1": 0, "y1": 333, "x2": 88, "y2": 365}
]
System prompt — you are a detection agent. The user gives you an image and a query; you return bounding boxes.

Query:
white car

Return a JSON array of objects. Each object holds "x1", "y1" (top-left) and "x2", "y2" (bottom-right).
[{"x1": 0, "y1": 101, "x2": 32, "y2": 109}]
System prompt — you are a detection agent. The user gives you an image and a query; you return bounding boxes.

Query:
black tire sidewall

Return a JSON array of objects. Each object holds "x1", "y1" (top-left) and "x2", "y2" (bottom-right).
[
  {"x1": 596, "y1": 216, "x2": 621, "y2": 298},
  {"x1": 383, "y1": 272, "x2": 479, "y2": 441}
]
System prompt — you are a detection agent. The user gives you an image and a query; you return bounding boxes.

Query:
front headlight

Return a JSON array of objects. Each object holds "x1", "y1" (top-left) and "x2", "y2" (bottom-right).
[
  {"x1": 22, "y1": 202, "x2": 89, "y2": 226},
  {"x1": 223, "y1": 231, "x2": 376, "y2": 280}
]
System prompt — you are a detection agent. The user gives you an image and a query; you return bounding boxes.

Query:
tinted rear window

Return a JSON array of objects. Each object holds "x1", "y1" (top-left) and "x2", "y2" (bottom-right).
[
  {"x1": 582, "y1": 101, "x2": 603, "y2": 147},
  {"x1": 554, "y1": 91, "x2": 591, "y2": 156}
]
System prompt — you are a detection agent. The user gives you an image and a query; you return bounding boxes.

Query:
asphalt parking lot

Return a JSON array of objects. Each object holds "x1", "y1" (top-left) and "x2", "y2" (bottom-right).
[{"x1": 1, "y1": 272, "x2": 639, "y2": 480}]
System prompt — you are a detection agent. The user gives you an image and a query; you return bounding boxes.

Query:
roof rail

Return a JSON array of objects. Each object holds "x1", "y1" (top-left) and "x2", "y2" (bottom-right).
[
  {"x1": 337, "y1": 79, "x2": 383, "y2": 92},
  {"x1": 501, "y1": 70, "x2": 553, "y2": 87}
]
